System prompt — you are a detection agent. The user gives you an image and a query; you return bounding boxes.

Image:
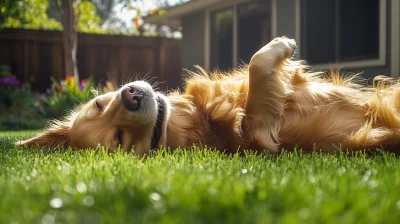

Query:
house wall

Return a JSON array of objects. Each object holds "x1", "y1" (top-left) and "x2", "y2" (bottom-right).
[
  {"x1": 276, "y1": 0, "x2": 297, "y2": 38},
  {"x1": 345, "y1": 0, "x2": 391, "y2": 80},
  {"x1": 391, "y1": 0, "x2": 400, "y2": 78},
  {"x1": 181, "y1": 11, "x2": 205, "y2": 74},
  {"x1": 179, "y1": 0, "x2": 396, "y2": 81},
  {"x1": 275, "y1": 0, "x2": 392, "y2": 80}
]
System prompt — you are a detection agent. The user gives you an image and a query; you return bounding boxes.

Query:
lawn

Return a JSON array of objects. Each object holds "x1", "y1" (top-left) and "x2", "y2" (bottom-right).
[{"x1": 1, "y1": 131, "x2": 400, "y2": 224}]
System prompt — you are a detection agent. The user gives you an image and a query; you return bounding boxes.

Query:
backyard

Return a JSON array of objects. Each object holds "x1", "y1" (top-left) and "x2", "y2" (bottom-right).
[
  {"x1": 1, "y1": 0, "x2": 400, "y2": 223},
  {"x1": 1, "y1": 131, "x2": 400, "y2": 223}
]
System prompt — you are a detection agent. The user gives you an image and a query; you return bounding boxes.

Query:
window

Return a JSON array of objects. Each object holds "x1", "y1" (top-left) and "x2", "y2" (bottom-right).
[
  {"x1": 211, "y1": 8, "x2": 234, "y2": 70},
  {"x1": 209, "y1": 0, "x2": 271, "y2": 70},
  {"x1": 301, "y1": 0, "x2": 380, "y2": 65},
  {"x1": 238, "y1": 1, "x2": 270, "y2": 64}
]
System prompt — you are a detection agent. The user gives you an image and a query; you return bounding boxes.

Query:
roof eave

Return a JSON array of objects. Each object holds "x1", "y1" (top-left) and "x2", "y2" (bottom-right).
[{"x1": 143, "y1": 0, "x2": 224, "y2": 25}]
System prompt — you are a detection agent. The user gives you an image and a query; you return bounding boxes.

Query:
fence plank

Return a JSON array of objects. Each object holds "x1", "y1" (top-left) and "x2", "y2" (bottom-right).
[{"x1": 0, "y1": 28, "x2": 181, "y2": 92}]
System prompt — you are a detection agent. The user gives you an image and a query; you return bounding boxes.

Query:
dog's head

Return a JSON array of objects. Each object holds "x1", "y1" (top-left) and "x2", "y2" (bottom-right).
[{"x1": 19, "y1": 81, "x2": 170, "y2": 154}]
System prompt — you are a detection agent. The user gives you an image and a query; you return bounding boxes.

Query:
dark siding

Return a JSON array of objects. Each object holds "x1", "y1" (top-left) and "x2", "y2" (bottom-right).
[
  {"x1": 181, "y1": 11, "x2": 205, "y2": 73},
  {"x1": 277, "y1": 0, "x2": 296, "y2": 38},
  {"x1": 276, "y1": 0, "x2": 391, "y2": 79}
]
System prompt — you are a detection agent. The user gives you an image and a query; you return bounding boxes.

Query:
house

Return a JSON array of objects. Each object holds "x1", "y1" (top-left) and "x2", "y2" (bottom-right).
[{"x1": 145, "y1": 0, "x2": 400, "y2": 80}]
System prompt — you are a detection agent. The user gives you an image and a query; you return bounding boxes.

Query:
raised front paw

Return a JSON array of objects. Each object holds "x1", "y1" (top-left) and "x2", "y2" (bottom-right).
[
  {"x1": 269, "y1": 36, "x2": 296, "y2": 59},
  {"x1": 250, "y1": 37, "x2": 297, "y2": 67}
]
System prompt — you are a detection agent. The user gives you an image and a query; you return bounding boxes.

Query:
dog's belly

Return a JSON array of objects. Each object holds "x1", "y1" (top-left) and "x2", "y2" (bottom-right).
[{"x1": 278, "y1": 92, "x2": 367, "y2": 151}]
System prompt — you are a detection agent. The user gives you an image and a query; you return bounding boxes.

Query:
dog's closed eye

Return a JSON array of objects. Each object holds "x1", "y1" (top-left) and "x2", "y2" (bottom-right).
[{"x1": 95, "y1": 101, "x2": 103, "y2": 111}]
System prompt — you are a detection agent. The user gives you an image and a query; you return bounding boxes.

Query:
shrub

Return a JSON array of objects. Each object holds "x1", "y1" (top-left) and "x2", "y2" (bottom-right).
[
  {"x1": 0, "y1": 75, "x2": 48, "y2": 130},
  {"x1": 41, "y1": 75, "x2": 96, "y2": 118},
  {"x1": 0, "y1": 72, "x2": 100, "y2": 130},
  {"x1": 0, "y1": 65, "x2": 12, "y2": 77}
]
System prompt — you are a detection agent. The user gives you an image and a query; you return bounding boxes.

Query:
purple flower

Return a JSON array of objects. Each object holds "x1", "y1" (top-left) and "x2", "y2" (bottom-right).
[
  {"x1": 79, "y1": 79, "x2": 87, "y2": 91},
  {"x1": 0, "y1": 75, "x2": 20, "y2": 86},
  {"x1": 35, "y1": 93, "x2": 47, "y2": 100}
]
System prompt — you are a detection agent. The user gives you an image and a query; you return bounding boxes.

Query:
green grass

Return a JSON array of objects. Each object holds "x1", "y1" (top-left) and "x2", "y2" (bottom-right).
[{"x1": 1, "y1": 131, "x2": 400, "y2": 224}]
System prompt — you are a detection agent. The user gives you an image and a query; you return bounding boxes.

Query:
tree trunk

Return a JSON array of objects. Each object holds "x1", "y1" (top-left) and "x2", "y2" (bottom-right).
[{"x1": 60, "y1": 0, "x2": 79, "y2": 82}]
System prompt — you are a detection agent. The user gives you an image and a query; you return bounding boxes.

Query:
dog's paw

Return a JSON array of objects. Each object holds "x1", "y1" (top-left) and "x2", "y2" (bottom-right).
[
  {"x1": 252, "y1": 37, "x2": 297, "y2": 64},
  {"x1": 250, "y1": 36, "x2": 297, "y2": 68},
  {"x1": 269, "y1": 36, "x2": 297, "y2": 59}
]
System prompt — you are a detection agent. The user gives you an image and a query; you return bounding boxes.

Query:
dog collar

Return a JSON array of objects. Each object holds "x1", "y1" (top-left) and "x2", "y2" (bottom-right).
[{"x1": 150, "y1": 96, "x2": 165, "y2": 149}]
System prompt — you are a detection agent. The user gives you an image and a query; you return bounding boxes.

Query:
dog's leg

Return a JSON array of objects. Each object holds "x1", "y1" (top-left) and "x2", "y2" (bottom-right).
[
  {"x1": 345, "y1": 126, "x2": 400, "y2": 153},
  {"x1": 243, "y1": 37, "x2": 296, "y2": 152}
]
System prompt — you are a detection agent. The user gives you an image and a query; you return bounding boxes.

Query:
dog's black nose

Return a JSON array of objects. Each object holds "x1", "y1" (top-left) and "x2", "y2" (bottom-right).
[{"x1": 121, "y1": 86, "x2": 144, "y2": 111}]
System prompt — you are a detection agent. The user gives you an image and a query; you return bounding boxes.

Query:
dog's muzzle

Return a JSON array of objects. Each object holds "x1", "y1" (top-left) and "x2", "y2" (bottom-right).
[{"x1": 121, "y1": 86, "x2": 144, "y2": 111}]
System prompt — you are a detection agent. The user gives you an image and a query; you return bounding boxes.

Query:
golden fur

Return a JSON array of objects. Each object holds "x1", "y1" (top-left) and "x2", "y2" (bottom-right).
[{"x1": 20, "y1": 37, "x2": 400, "y2": 154}]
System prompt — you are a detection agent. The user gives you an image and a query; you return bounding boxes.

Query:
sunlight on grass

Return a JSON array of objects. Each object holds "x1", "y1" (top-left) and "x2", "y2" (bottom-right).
[
  {"x1": 1, "y1": 131, "x2": 400, "y2": 223},
  {"x1": 0, "y1": 130, "x2": 41, "y2": 137}
]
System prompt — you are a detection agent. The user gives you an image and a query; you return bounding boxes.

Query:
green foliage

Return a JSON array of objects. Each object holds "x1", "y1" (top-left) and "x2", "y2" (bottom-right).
[
  {"x1": 0, "y1": 0, "x2": 105, "y2": 34},
  {"x1": 0, "y1": 72, "x2": 48, "y2": 130},
  {"x1": 46, "y1": 0, "x2": 60, "y2": 21},
  {"x1": 87, "y1": 0, "x2": 115, "y2": 26},
  {"x1": 1, "y1": 135, "x2": 400, "y2": 223},
  {"x1": 0, "y1": 0, "x2": 62, "y2": 30},
  {"x1": 0, "y1": 74, "x2": 97, "y2": 130},
  {"x1": 0, "y1": 0, "x2": 185, "y2": 36},
  {"x1": 75, "y1": 1, "x2": 104, "y2": 34},
  {"x1": 0, "y1": 85, "x2": 48, "y2": 130},
  {"x1": 42, "y1": 75, "x2": 96, "y2": 118},
  {"x1": 0, "y1": 65, "x2": 12, "y2": 77}
]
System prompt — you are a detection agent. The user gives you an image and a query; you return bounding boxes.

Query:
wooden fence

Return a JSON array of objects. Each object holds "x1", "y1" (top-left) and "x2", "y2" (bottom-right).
[{"x1": 0, "y1": 28, "x2": 181, "y2": 92}]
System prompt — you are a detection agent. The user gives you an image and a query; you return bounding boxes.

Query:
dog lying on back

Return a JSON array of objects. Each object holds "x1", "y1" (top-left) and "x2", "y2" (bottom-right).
[{"x1": 20, "y1": 37, "x2": 400, "y2": 154}]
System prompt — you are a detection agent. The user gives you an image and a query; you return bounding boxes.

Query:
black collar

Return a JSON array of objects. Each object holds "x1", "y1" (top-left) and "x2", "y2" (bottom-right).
[{"x1": 150, "y1": 96, "x2": 165, "y2": 149}]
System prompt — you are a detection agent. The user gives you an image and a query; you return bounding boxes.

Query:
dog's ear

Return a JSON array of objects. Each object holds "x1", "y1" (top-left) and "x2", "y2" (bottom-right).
[{"x1": 18, "y1": 121, "x2": 70, "y2": 149}]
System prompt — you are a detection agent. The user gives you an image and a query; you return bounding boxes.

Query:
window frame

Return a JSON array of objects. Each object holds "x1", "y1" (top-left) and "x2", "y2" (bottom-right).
[
  {"x1": 204, "y1": 0, "x2": 277, "y2": 70},
  {"x1": 297, "y1": 0, "x2": 387, "y2": 70},
  {"x1": 391, "y1": 0, "x2": 400, "y2": 78},
  {"x1": 209, "y1": 7, "x2": 235, "y2": 70}
]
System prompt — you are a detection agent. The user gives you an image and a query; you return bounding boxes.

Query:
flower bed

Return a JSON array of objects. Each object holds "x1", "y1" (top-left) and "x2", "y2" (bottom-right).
[{"x1": 0, "y1": 66, "x2": 100, "y2": 130}]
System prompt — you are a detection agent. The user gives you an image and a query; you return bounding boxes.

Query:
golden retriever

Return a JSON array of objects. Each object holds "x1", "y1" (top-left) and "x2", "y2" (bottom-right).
[{"x1": 20, "y1": 37, "x2": 400, "y2": 154}]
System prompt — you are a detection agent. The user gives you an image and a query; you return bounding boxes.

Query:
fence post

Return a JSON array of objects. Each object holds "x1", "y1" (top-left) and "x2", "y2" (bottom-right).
[
  {"x1": 159, "y1": 39, "x2": 165, "y2": 83},
  {"x1": 153, "y1": 38, "x2": 162, "y2": 83}
]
